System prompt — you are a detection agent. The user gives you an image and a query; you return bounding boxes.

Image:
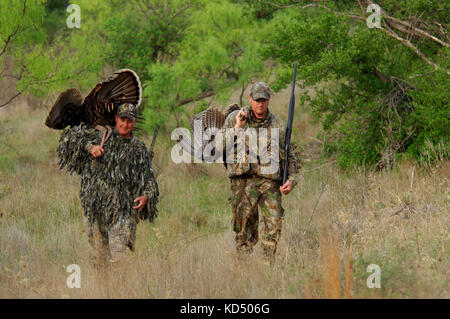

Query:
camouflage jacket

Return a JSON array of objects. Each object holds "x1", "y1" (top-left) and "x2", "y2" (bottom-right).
[
  {"x1": 221, "y1": 106, "x2": 299, "y2": 187},
  {"x1": 57, "y1": 123, "x2": 159, "y2": 226}
]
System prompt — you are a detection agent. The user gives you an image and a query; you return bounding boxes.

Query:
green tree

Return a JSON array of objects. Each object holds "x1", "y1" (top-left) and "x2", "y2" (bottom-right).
[
  {"x1": 1, "y1": 0, "x2": 109, "y2": 106},
  {"x1": 257, "y1": 0, "x2": 449, "y2": 167},
  {"x1": 101, "y1": 0, "x2": 200, "y2": 78},
  {"x1": 141, "y1": 0, "x2": 267, "y2": 130},
  {"x1": 3, "y1": 0, "x2": 448, "y2": 168},
  {"x1": 0, "y1": 0, "x2": 47, "y2": 107}
]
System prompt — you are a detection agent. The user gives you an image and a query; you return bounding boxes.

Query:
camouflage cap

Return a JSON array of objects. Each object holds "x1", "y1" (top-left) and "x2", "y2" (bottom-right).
[
  {"x1": 250, "y1": 82, "x2": 271, "y2": 100},
  {"x1": 117, "y1": 103, "x2": 137, "y2": 121}
]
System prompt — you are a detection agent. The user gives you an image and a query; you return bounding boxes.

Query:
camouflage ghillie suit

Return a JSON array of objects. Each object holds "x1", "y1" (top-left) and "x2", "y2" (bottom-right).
[
  {"x1": 222, "y1": 106, "x2": 299, "y2": 261},
  {"x1": 57, "y1": 123, "x2": 159, "y2": 264}
]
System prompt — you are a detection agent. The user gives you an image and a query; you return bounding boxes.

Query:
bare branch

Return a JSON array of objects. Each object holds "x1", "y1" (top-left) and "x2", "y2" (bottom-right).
[
  {"x1": 0, "y1": 90, "x2": 25, "y2": 108},
  {"x1": 384, "y1": 15, "x2": 449, "y2": 47},
  {"x1": 0, "y1": 62, "x2": 87, "y2": 108},
  {"x1": 257, "y1": 0, "x2": 365, "y2": 21},
  {"x1": 170, "y1": 3, "x2": 192, "y2": 21},
  {"x1": 430, "y1": 21, "x2": 450, "y2": 42},
  {"x1": 175, "y1": 89, "x2": 215, "y2": 108},
  {"x1": 0, "y1": 0, "x2": 27, "y2": 57},
  {"x1": 379, "y1": 23, "x2": 449, "y2": 75},
  {"x1": 373, "y1": 66, "x2": 391, "y2": 83},
  {"x1": 356, "y1": 0, "x2": 365, "y2": 16}
]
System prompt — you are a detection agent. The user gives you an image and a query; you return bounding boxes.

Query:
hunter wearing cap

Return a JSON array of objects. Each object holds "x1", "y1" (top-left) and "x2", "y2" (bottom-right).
[
  {"x1": 57, "y1": 103, "x2": 159, "y2": 266},
  {"x1": 221, "y1": 82, "x2": 299, "y2": 264}
]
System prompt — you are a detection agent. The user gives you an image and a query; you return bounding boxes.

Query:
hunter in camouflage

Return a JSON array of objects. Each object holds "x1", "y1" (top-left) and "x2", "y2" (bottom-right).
[
  {"x1": 57, "y1": 103, "x2": 159, "y2": 265},
  {"x1": 222, "y1": 82, "x2": 300, "y2": 264}
]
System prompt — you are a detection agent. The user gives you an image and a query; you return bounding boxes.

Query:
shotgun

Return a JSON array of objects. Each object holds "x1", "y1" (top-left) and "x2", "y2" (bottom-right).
[{"x1": 283, "y1": 64, "x2": 297, "y2": 185}]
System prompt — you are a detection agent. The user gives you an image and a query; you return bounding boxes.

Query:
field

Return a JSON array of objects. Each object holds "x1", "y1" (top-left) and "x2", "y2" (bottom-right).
[{"x1": 0, "y1": 92, "x2": 448, "y2": 299}]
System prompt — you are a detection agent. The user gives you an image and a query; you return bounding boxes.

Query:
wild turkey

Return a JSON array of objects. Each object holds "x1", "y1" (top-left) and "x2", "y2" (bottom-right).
[
  {"x1": 45, "y1": 69, "x2": 142, "y2": 146},
  {"x1": 179, "y1": 103, "x2": 241, "y2": 162}
]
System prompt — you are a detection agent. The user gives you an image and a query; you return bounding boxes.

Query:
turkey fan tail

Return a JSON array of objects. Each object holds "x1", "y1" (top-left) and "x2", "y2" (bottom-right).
[
  {"x1": 97, "y1": 69, "x2": 142, "y2": 108},
  {"x1": 188, "y1": 108, "x2": 225, "y2": 132},
  {"x1": 224, "y1": 103, "x2": 241, "y2": 120},
  {"x1": 45, "y1": 88, "x2": 84, "y2": 129},
  {"x1": 188, "y1": 108, "x2": 225, "y2": 160}
]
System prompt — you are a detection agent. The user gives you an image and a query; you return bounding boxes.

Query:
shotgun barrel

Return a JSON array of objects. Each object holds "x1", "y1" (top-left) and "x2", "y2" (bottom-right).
[{"x1": 283, "y1": 64, "x2": 297, "y2": 185}]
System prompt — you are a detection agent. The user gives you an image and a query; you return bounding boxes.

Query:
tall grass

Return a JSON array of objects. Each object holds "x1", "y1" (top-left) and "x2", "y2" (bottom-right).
[{"x1": 0, "y1": 96, "x2": 448, "y2": 298}]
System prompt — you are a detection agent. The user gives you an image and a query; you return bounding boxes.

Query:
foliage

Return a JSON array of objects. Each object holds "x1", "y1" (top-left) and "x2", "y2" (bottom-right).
[
  {"x1": 1, "y1": 0, "x2": 109, "y2": 103},
  {"x1": 1, "y1": 0, "x2": 448, "y2": 167},
  {"x1": 101, "y1": 0, "x2": 199, "y2": 77},
  {"x1": 257, "y1": 0, "x2": 449, "y2": 167},
  {"x1": 142, "y1": 0, "x2": 266, "y2": 129}
]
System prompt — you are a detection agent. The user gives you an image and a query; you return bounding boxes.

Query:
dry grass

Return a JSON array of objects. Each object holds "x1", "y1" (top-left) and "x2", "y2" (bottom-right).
[{"x1": 0, "y1": 93, "x2": 449, "y2": 299}]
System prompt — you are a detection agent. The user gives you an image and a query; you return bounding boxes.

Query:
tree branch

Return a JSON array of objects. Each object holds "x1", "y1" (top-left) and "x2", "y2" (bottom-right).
[
  {"x1": 384, "y1": 15, "x2": 449, "y2": 48},
  {"x1": 0, "y1": 90, "x2": 25, "y2": 108},
  {"x1": 175, "y1": 89, "x2": 215, "y2": 108},
  {"x1": 372, "y1": 66, "x2": 391, "y2": 83},
  {"x1": 379, "y1": 23, "x2": 449, "y2": 75},
  {"x1": 259, "y1": 0, "x2": 449, "y2": 75},
  {"x1": 0, "y1": 0, "x2": 27, "y2": 58}
]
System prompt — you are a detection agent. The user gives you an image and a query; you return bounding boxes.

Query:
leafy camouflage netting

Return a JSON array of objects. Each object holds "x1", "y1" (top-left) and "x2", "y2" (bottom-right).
[{"x1": 57, "y1": 123, "x2": 158, "y2": 226}]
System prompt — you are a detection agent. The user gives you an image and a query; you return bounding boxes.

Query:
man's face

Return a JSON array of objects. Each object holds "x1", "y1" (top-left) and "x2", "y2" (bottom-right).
[
  {"x1": 115, "y1": 115, "x2": 136, "y2": 138},
  {"x1": 249, "y1": 94, "x2": 270, "y2": 119}
]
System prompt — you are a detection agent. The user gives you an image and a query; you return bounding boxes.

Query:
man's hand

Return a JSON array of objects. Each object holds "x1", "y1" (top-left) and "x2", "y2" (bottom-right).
[
  {"x1": 280, "y1": 180, "x2": 293, "y2": 195},
  {"x1": 234, "y1": 110, "x2": 247, "y2": 130},
  {"x1": 89, "y1": 145, "x2": 105, "y2": 158},
  {"x1": 133, "y1": 195, "x2": 148, "y2": 213}
]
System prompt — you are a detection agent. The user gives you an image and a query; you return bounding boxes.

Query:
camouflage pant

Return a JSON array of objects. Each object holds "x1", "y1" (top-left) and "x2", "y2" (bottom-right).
[
  {"x1": 229, "y1": 176, "x2": 284, "y2": 260},
  {"x1": 85, "y1": 213, "x2": 137, "y2": 265}
]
